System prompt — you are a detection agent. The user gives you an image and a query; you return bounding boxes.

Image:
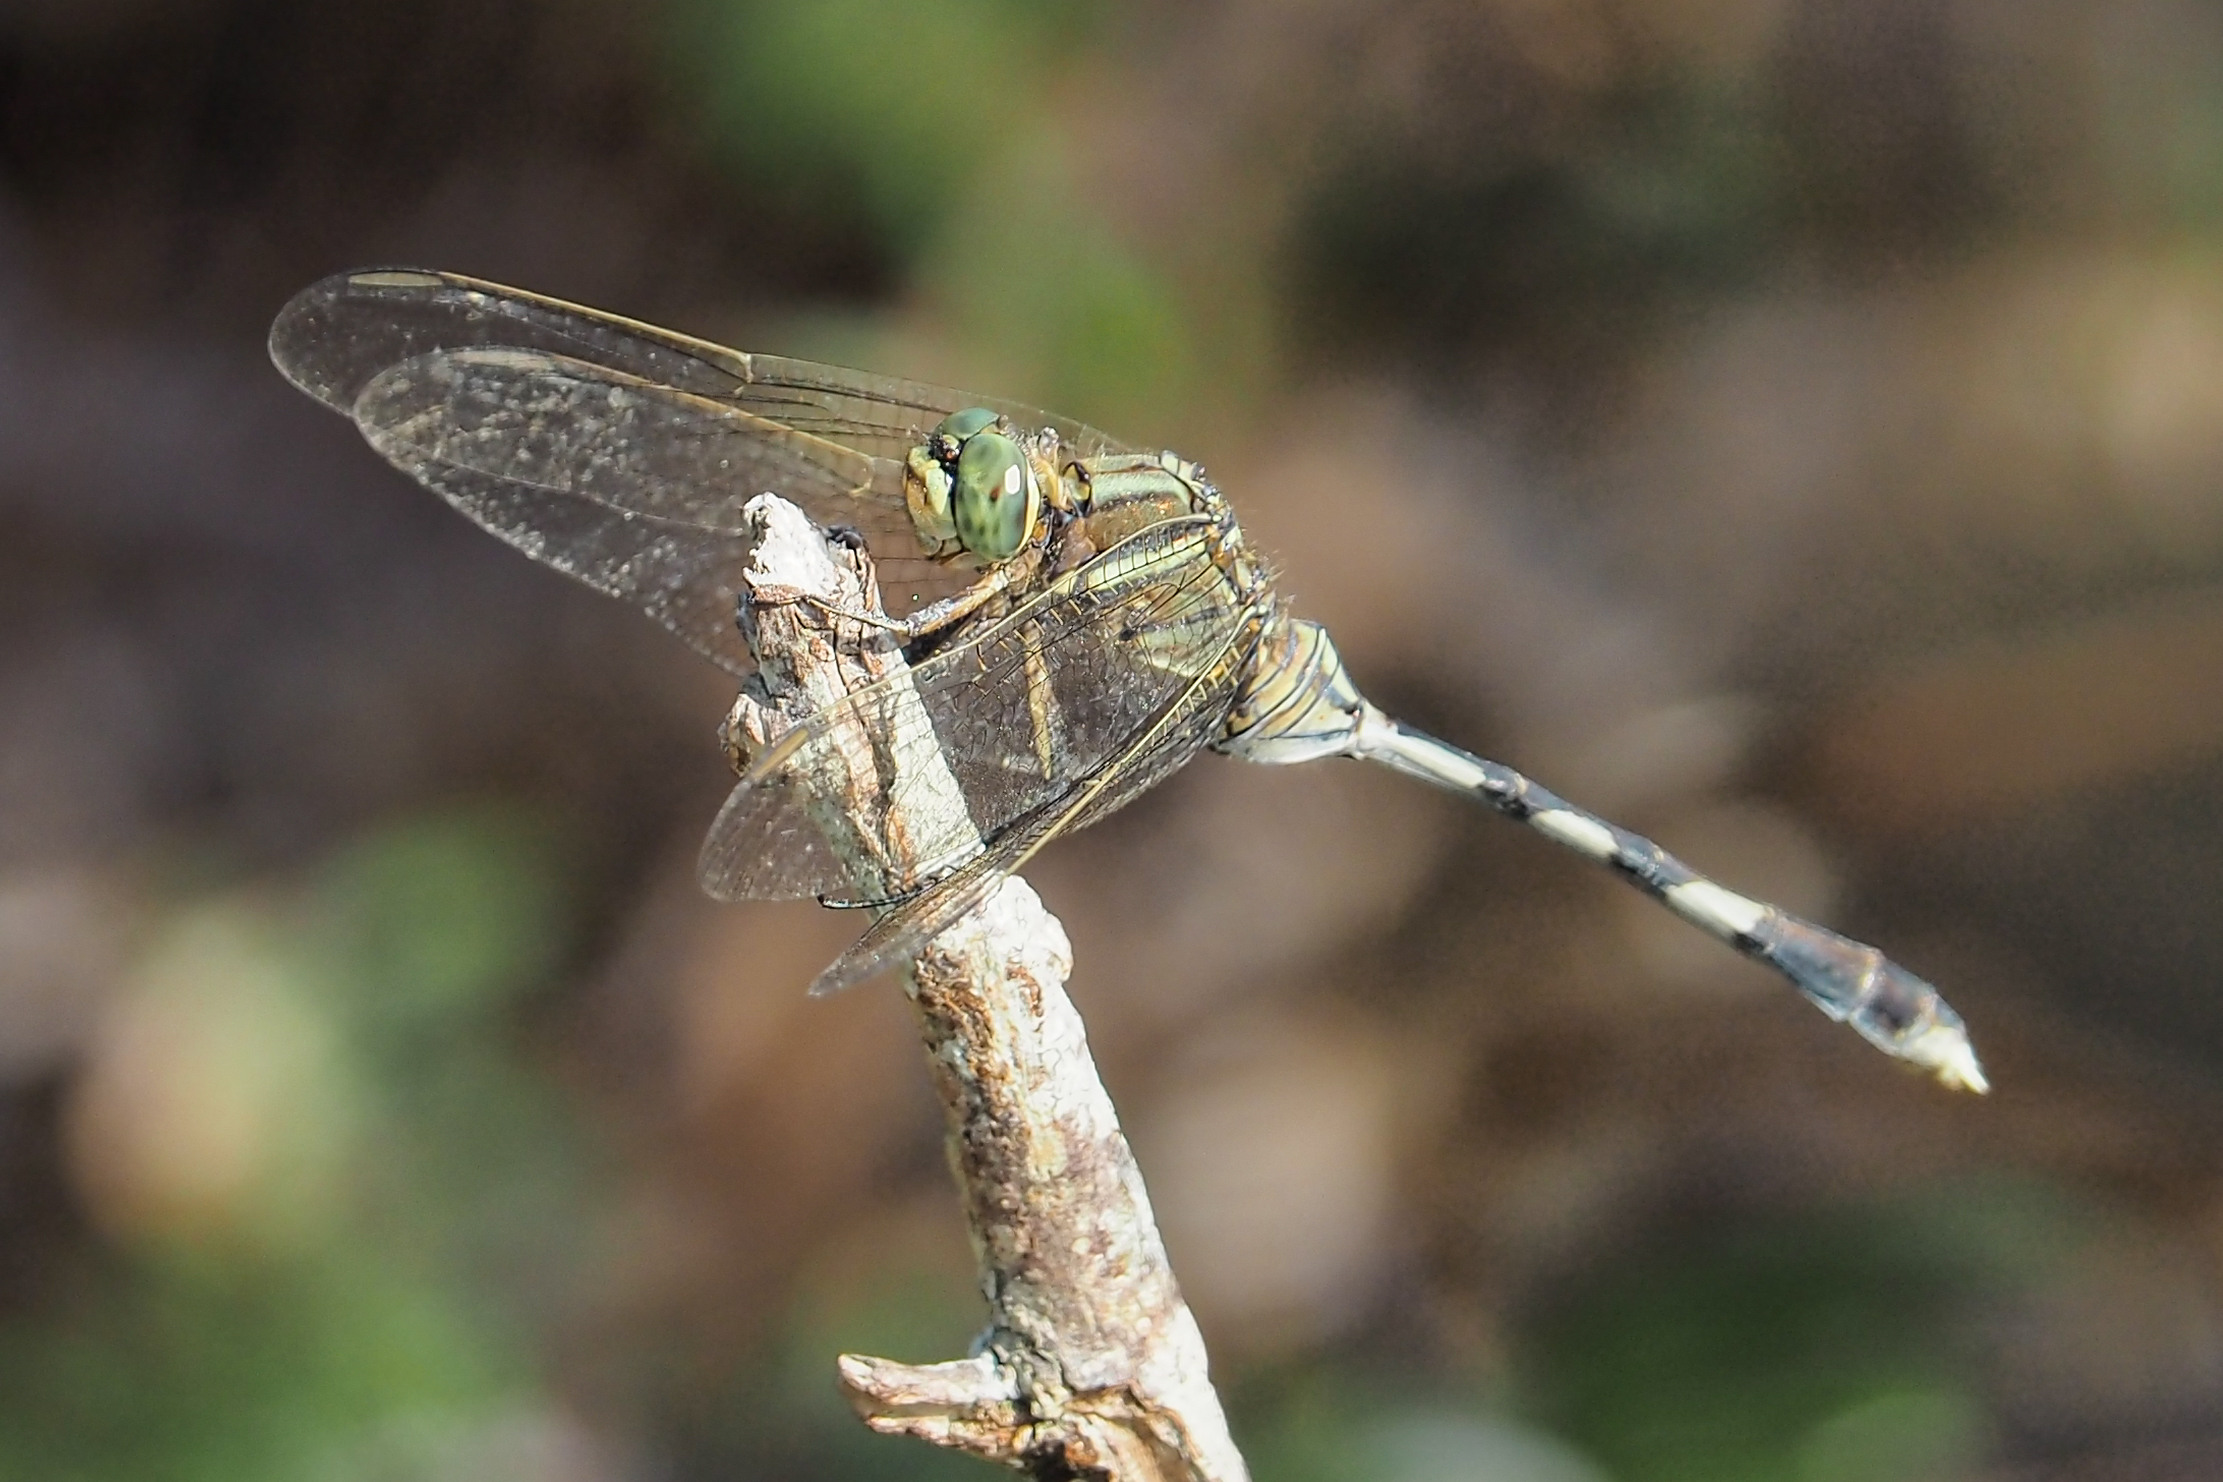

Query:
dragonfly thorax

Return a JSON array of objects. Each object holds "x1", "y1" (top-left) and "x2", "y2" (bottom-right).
[{"x1": 1057, "y1": 449, "x2": 1232, "y2": 559}]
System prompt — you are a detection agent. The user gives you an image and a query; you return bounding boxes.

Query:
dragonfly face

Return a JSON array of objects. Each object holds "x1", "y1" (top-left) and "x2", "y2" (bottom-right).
[
  {"x1": 902, "y1": 408, "x2": 1045, "y2": 564},
  {"x1": 266, "y1": 267, "x2": 1985, "y2": 1089}
]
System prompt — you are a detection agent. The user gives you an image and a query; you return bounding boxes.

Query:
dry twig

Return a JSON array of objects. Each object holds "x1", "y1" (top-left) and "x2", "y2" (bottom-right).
[{"x1": 721, "y1": 495, "x2": 1248, "y2": 1482}]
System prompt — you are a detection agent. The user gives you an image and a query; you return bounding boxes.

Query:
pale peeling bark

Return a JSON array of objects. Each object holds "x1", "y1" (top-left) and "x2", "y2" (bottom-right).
[{"x1": 722, "y1": 495, "x2": 1248, "y2": 1482}]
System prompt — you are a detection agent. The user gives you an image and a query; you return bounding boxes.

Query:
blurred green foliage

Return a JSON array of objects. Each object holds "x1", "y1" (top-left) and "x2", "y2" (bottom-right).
[
  {"x1": 668, "y1": 1259, "x2": 986, "y2": 1481},
  {"x1": 674, "y1": 0, "x2": 1253, "y2": 436},
  {"x1": 929, "y1": 170, "x2": 1209, "y2": 434},
  {"x1": 1236, "y1": 1371, "x2": 1613, "y2": 1482},
  {"x1": 1516, "y1": 1186, "x2": 2083, "y2": 1482},
  {"x1": 1297, "y1": 79, "x2": 1788, "y2": 371},
  {"x1": 0, "y1": 1255, "x2": 512, "y2": 1482},
  {"x1": 676, "y1": 0, "x2": 1092, "y2": 254},
  {"x1": 0, "y1": 805, "x2": 586, "y2": 1481},
  {"x1": 1223, "y1": 1182, "x2": 2086, "y2": 1482}
]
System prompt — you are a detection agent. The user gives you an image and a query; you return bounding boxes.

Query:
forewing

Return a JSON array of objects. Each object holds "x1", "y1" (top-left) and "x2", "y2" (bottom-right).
[
  {"x1": 801, "y1": 634, "x2": 1252, "y2": 996},
  {"x1": 698, "y1": 517, "x2": 1247, "y2": 901},
  {"x1": 270, "y1": 267, "x2": 1140, "y2": 462},
  {"x1": 353, "y1": 347, "x2": 966, "y2": 627}
]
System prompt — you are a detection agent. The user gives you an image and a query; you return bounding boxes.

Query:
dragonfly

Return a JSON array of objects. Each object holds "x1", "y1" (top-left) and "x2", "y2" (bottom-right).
[{"x1": 269, "y1": 268, "x2": 1987, "y2": 1093}]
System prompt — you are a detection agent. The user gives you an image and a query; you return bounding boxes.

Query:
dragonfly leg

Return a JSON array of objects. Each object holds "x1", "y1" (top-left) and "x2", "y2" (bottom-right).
[{"x1": 760, "y1": 562, "x2": 1020, "y2": 643}]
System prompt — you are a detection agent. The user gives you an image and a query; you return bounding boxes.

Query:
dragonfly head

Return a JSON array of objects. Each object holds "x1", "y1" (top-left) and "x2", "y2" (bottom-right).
[{"x1": 904, "y1": 408, "x2": 1042, "y2": 565}]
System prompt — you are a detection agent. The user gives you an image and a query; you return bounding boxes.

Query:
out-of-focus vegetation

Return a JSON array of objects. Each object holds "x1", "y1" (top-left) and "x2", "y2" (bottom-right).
[
  {"x1": 4, "y1": 1, "x2": 2223, "y2": 1478},
  {"x1": 0, "y1": 808, "x2": 582, "y2": 1479}
]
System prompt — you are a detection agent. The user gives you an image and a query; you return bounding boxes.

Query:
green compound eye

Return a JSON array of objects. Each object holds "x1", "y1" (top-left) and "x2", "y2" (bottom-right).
[
  {"x1": 933, "y1": 407, "x2": 999, "y2": 444},
  {"x1": 929, "y1": 407, "x2": 999, "y2": 465},
  {"x1": 950, "y1": 429, "x2": 1036, "y2": 561}
]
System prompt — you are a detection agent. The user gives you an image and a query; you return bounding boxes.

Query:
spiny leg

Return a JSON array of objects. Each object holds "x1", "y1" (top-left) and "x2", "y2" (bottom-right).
[
  {"x1": 748, "y1": 560, "x2": 1021, "y2": 645},
  {"x1": 1351, "y1": 709, "x2": 1987, "y2": 1093}
]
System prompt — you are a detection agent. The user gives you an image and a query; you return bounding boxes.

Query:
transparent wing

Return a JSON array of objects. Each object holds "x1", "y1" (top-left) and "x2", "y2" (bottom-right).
[
  {"x1": 800, "y1": 630, "x2": 1254, "y2": 996},
  {"x1": 351, "y1": 347, "x2": 965, "y2": 663},
  {"x1": 270, "y1": 268, "x2": 1143, "y2": 645},
  {"x1": 270, "y1": 267, "x2": 1141, "y2": 463},
  {"x1": 698, "y1": 516, "x2": 1250, "y2": 902},
  {"x1": 379, "y1": 448, "x2": 764, "y2": 677}
]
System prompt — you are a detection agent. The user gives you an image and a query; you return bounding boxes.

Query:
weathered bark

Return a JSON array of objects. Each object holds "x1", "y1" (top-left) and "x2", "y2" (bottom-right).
[{"x1": 722, "y1": 495, "x2": 1247, "y2": 1482}]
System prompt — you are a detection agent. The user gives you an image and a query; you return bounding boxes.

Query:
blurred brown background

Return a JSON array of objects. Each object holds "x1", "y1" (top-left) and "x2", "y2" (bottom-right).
[{"x1": 3, "y1": 1, "x2": 2222, "y2": 1479}]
